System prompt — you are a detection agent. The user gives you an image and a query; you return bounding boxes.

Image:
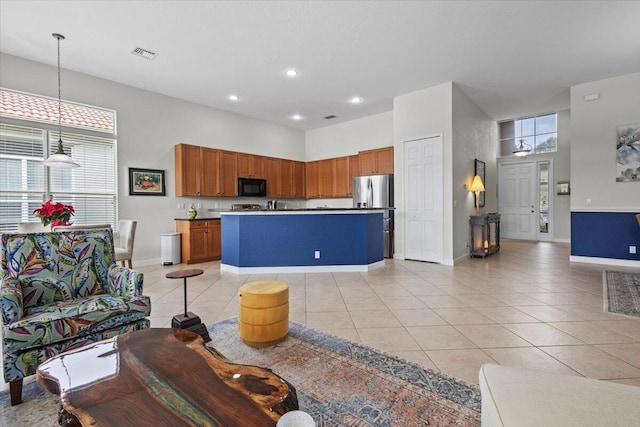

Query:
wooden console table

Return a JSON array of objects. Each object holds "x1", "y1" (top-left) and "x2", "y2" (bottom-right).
[
  {"x1": 470, "y1": 213, "x2": 501, "y2": 258},
  {"x1": 36, "y1": 328, "x2": 298, "y2": 426}
]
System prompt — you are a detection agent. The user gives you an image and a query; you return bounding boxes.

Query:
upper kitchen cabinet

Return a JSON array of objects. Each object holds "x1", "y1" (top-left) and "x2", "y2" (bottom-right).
[
  {"x1": 263, "y1": 158, "x2": 302, "y2": 199},
  {"x1": 175, "y1": 144, "x2": 238, "y2": 197},
  {"x1": 349, "y1": 155, "x2": 360, "y2": 180},
  {"x1": 305, "y1": 161, "x2": 320, "y2": 199},
  {"x1": 334, "y1": 156, "x2": 352, "y2": 198},
  {"x1": 175, "y1": 143, "x2": 201, "y2": 196},
  {"x1": 292, "y1": 161, "x2": 306, "y2": 199},
  {"x1": 264, "y1": 157, "x2": 279, "y2": 198},
  {"x1": 278, "y1": 159, "x2": 293, "y2": 198},
  {"x1": 358, "y1": 146, "x2": 394, "y2": 175},
  {"x1": 318, "y1": 158, "x2": 336, "y2": 198},
  {"x1": 237, "y1": 153, "x2": 265, "y2": 179}
]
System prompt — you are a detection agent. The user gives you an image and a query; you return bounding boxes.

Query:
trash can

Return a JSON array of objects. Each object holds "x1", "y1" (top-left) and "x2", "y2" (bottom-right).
[{"x1": 160, "y1": 232, "x2": 181, "y2": 265}]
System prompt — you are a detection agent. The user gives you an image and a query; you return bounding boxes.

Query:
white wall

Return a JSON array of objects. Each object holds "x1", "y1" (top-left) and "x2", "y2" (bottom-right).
[
  {"x1": 452, "y1": 84, "x2": 497, "y2": 261},
  {"x1": 394, "y1": 82, "x2": 453, "y2": 263},
  {"x1": 0, "y1": 53, "x2": 306, "y2": 265},
  {"x1": 570, "y1": 72, "x2": 640, "y2": 211},
  {"x1": 305, "y1": 112, "x2": 393, "y2": 160}
]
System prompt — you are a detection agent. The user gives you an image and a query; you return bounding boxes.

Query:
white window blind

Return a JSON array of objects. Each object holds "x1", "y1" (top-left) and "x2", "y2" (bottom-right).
[
  {"x1": 0, "y1": 124, "x2": 46, "y2": 231},
  {"x1": 0, "y1": 124, "x2": 117, "y2": 232},
  {"x1": 48, "y1": 131, "x2": 117, "y2": 227}
]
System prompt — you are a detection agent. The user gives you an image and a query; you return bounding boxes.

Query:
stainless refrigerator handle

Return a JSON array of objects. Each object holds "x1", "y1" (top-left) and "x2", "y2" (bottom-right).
[{"x1": 367, "y1": 178, "x2": 373, "y2": 208}]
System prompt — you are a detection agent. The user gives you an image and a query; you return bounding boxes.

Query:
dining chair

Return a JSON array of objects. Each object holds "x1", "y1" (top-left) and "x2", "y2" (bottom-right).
[
  {"x1": 17, "y1": 222, "x2": 47, "y2": 233},
  {"x1": 115, "y1": 220, "x2": 137, "y2": 268}
]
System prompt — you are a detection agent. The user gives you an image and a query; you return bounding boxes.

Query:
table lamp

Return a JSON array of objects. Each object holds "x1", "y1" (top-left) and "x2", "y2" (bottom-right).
[{"x1": 469, "y1": 175, "x2": 485, "y2": 215}]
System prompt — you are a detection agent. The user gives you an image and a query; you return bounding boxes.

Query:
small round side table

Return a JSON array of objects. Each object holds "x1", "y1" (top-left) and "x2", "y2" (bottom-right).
[{"x1": 166, "y1": 268, "x2": 210, "y2": 342}]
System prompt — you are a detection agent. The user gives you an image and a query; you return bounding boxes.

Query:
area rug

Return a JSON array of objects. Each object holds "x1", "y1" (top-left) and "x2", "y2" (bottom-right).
[
  {"x1": 604, "y1": 270, "x2": 640, "y2": 318},
  {"x1": 0, "y1": 319, "x2": 481, "y2": 426}
]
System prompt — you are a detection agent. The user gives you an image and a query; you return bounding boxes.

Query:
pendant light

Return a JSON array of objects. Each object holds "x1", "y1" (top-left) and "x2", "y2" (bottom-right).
[
  {"x1": 512, "y1": 139, "x2": 532, "y2": 157},
  {"x1": 44, "y1": 33, "x2": 80, "y2": 168}
]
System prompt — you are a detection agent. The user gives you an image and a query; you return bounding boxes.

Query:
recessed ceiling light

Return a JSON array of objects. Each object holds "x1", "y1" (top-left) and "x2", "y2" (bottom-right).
[
  {"x1": 285, "y1": 68, "x2": 298, "y2": 77},
  {"x1": 291, "y1": 114, "x2": 303, "y2": 120},
  {"x1": 228, "y1": 94, "x2": 239, "y2": 101},
  {"x1": 349, "y1": 96, "x2": 363, "y2": 104}
]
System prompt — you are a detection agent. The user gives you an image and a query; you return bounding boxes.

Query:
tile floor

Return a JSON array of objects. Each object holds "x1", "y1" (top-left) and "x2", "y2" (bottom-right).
[{"x1": 143, "y1": 240, "x2": 639, "y2": 386}]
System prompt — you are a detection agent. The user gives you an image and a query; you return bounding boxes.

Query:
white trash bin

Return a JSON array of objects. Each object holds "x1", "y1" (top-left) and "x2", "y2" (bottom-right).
[{"x1": 160, "y1": 232, "x2": 181, "y2": 265}]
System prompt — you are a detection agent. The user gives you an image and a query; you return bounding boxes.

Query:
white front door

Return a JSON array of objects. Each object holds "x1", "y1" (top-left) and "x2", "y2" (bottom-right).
[
  {"x1": 404, "y1": 136, "x2": 443, "y2": 262},
  {"x1": 499, "y1": 162, "x2": 536, "y2": 240}
]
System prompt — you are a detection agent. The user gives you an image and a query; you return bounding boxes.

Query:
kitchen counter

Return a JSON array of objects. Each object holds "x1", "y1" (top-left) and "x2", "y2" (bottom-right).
[
  {"x1": 209, "y1": 207, "x2": 394, "y2": 213},
  {"x1": 174, "y1": 217, "x2": 221, "y2": 221},
  {"x1": 220, "y1": 209, "x2": 385, "y2": 274}
]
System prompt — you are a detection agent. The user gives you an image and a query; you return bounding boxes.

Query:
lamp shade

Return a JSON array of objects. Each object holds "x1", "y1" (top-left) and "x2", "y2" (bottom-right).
[
  {"x1": 44, "y1": 138, "x2": 80, "y2": 168},
  {"x1": 469, "y1": 175, "x2": 485, "y2": 192}
]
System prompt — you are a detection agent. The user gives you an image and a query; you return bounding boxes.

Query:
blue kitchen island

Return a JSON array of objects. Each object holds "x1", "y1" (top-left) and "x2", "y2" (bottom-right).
[{"x1": 220, "y1": 209, "x2": 385, "y2": 274}]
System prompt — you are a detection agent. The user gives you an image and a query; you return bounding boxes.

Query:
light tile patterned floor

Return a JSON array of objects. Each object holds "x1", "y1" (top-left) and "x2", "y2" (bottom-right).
[{"x1": 138, "y1": 239, "x2": 640, "y2": 385}]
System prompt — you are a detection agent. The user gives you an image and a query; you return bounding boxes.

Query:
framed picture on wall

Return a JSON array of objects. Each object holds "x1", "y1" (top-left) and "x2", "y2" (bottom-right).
[
  {"x1": 474, "y1": 159, "x2": 486, "y2": 208},
  {"x1": 129, "y1": 168, "x2": 166, "y2": 196},
  {"x1": 557, "y1": 181, "x2": 570, "y2": 195}
]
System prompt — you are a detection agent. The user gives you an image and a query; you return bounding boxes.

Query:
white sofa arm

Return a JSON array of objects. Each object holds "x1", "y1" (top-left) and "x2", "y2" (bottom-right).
[{"x1": 479, "y1": 364, "x2": 640, "y2": 427}]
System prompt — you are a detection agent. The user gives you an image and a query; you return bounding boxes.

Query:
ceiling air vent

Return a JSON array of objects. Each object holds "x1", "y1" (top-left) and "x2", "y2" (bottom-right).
[
  {"x1": 131, "y1": 47, "x2": 158, "y2": 60},
  {"x1": 324, "y1": 115, "x2": 336, "y2": 120}
]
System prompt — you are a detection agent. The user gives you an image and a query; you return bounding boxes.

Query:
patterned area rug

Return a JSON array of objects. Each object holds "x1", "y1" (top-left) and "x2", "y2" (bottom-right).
[
  {"x1": 1, "y1": 319, "x2": 481, "y2": 426},
  {"x1": 604, "y1": 270, "x2": 640, "y2": 318}
]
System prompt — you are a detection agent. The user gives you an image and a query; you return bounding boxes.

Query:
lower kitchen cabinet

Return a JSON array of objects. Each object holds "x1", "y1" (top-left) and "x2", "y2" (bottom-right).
[{"x1": 175, "y1": 219, "x2": 221, "y2": 264}]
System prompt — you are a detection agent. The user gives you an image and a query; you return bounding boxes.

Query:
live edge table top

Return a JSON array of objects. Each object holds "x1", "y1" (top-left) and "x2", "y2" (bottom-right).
[{"x1": 36, "y1": 328, "x2": 298, "y2": 426}]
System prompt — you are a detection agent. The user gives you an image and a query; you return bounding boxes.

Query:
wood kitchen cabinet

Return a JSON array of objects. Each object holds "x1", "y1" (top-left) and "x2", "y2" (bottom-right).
[
  {"x1": 175, "y1": 144, "x2": 238, "y2": 197},
  {"x1": 278, "y1": 159, "x2": 293, "y2": 198},
  {"x1": 349, "y1": 155, "x2": 360, "y2": 181},
  {"x1": 318, "y1": 159, "x2": 336, "y2": 198},
  {"x1": 262, "y1": 158, "x2": 303, "y2": 199},
  {"x1": 264, "y1": 157, "x2": 279, "y2": 197},
  {"x1": 305, "y1": 161, "x2": 320, "y2": 198},
  {"x1": 237, "y1": 153, "x2": 265, "y2": 178},
  {"x1": 292, "y1": 161, "x2": 305, "y2": 198},
  {"x1": 334, "y1": 156, "x2": 351, "y2": 197},
  {"x1": 175, "y1": 219, "x2": 221, "y2": 264},
  {"x1": 358, "y1": 146, "x2": 394, "y2": 175}
]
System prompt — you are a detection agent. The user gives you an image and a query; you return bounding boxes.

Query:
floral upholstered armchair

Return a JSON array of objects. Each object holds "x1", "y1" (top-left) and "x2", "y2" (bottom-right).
[{"x1": 0, "y1": 228, "x2": 151, "y2": 405}]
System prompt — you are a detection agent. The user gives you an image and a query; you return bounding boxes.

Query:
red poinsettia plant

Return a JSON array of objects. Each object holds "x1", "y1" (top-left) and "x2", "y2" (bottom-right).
[{"x1": 33, "y1": 200, "x2": 75, "y2": 228}]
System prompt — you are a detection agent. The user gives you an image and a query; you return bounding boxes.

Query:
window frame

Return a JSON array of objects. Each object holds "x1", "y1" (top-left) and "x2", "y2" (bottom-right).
[
  {"x1": 0, "y1": 92, "x2": 118, "y2": 233},
  {"x1": 499, "y1": 112, "x2": 558, "y2": 157}
]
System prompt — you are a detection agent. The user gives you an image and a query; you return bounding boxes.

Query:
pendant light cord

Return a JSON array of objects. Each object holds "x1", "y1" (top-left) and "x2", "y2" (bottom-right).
[
  {"x1": 57, "y1": 35, "x2": 61, "y2": 138},
  {"x1": 53, "y1": 33, "x2": 65, "y2": 150}
]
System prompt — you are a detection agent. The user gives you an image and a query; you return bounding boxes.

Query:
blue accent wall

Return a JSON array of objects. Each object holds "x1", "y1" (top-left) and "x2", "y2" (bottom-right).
[
  {"x1": 571, "y1": 211, "x2": 640, "y2": 260},
  {"x1": 221, "y1": 213, "x2": 384, "y2": 267}
]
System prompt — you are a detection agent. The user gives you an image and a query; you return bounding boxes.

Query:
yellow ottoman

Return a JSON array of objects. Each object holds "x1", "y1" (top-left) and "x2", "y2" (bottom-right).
[{"x1": 238, "y1": 281, "x2": 289, "y2": 347}]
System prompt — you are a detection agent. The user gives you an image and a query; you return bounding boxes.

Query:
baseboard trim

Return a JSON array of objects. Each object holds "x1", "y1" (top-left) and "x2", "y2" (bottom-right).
[
  {"x1": 570, "y1": 255, "x2": 640, "y2": 268},
  {"x1": 220, "y1": 261, "x2": 386, "y2": 274}
]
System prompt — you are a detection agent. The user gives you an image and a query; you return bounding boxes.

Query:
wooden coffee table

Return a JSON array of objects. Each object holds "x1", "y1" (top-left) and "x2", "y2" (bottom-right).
[{"x1": 36, "y1": 328, "x2": 298, "y2": 426}]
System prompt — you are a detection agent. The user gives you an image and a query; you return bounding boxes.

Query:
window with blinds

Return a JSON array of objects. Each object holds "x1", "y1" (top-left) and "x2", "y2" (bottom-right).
[{"x1": 0, "y1": 123, "x2": 117, "y2": 232}]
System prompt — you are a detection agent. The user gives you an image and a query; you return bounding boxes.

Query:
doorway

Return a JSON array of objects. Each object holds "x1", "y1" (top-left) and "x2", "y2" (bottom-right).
[
  {"x1": 499, "y1": 160, "x2": 553, "y2": 241},
  {"x1": 404, "y1": 136, "x2": 443, "y2": 263}
]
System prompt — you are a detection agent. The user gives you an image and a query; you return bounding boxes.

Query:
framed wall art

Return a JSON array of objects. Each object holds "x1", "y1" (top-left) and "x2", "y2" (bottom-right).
[
  {"x1": 474, "y1": 158, "x2": 486, "y2": 208},
  {"x1": 557, "y1": 181, "x2": 570, "y2": 195},
  {"x1": 129, "y1": 168, "x2": 166, "y2": 196},
  {"x1": 616, "y1": 122, "x2": 640, "y2": 182}
]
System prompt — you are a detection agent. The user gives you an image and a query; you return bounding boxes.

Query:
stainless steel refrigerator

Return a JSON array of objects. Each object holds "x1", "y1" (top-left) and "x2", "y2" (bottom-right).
[{"x1": 353, "y1": 174, "x2": 394, "y2": 258}]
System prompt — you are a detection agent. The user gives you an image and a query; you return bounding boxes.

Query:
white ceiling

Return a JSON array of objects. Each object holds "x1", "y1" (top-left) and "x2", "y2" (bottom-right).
[{"x1": 1, "y1": 1, "x2": 639, "y2": 131}]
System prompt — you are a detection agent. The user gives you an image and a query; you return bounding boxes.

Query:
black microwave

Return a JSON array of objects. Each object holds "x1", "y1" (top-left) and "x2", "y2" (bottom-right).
[{"x1": 238, "y1": 178, "x2": 267, "y2": 197}]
